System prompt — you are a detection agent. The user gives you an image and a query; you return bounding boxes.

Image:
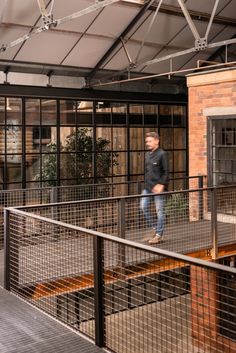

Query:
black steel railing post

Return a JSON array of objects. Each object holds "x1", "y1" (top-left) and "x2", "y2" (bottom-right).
[
  {"x1": 4, "y1": 208, "x2": 10, "y2": 290},
  {"x1": 198, "y1": 176, "x2": 204, "y2": 220},
  {"x1": 93, "y1": 235, "x2": 105, "y2": 347},
  {"x1": 211, "y1": 188, "x2": 218, "y2": 260},
  {"x1": 118, "y1": 198, "x2": 126, "y2": 277}
]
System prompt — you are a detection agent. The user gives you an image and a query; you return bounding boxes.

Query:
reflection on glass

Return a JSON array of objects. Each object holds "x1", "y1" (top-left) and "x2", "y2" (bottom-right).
[
  {"x1": 113, "y1": 152, "x2": 126, "y2": 176},
  {"x1": 6, "y1": 125, "x2": 22, "y2": 160},
  {"x1": 96, "y1": 151, "x2": 112, "y2": 178},
  {"x1": 0, "y1": 127, "x2": 5, "y2": 153},
  {"x1": 26, "y1": 154, "x2": 40, "y2": 182},
  {"x1": 174, "y1": 128, "x2": 186, "y2": 149},
  {"x1": 129, "y1": 152, "x2": 143, "y2": 175},
  {"x1": 7, "y1": 163, "x2": 22, "y2": 184},
  {"x1": 25, "y1": 99, "x2": 40, "y2": 125},
  {"x1": 96, "y1": 127, "x2": 111, "y2": 150},
  {"x1": 42, "y1": 99, "x2": 57, "y2": 125},
  {"x1": 129, "y1": 104, "x2": 143, "y2": 125},
  {"x1": 60, "y1": 100, "x2": 76, "y2": 125},
  {"x1": 159, "y1": 105, "x2": 172, "y2": 126},
  {"x1": 41, "y1": 153, "x2": 57, "y2": 185},
  {"x1": 130, "y1": 128, "x2": 143, "y2": 150},
  {"x1": 60, "y1": 127, "x2": 75, "y2": 150},
  {"x1": 173, "y1": 105, "x2": 186, "y2": 126},
  {"x1": 113, "y1": 127, "x2": 126, "y2": 150},
  {"x1": 160, "y1": 128, "x2": 173, "y2": 150},
  {"x1": 77, "y1": 101, "x2": 93, "y2": 125},
  {"x1": 0, "y1": 98, "x2": 5, "y2": 124},
  {"x1": 174, "y1": 151, "x2": 186, "y2": 172}
]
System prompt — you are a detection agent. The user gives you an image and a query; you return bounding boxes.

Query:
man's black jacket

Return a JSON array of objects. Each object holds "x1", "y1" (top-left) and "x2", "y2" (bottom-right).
[{"x1": 144, "y1": 148, "x2": 169, "y2": 192}]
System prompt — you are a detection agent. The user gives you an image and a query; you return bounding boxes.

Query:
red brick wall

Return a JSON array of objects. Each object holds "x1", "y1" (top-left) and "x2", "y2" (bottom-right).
[
  {"x1": 191, "y1": 265, "x2": 236, "y2": 353},
  {"x1": 187, "y1": 70, "x2": 236, "y2": 179}
]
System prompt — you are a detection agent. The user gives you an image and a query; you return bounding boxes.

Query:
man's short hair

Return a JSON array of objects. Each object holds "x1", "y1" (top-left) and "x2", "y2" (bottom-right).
[{"x1": 146, "y1": 131, "x2": 159, "y2": 140}]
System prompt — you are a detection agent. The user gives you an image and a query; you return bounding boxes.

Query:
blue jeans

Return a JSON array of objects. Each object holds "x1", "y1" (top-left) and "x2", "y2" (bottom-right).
[{"x1": 140, "y1": 189, "x2": 166, "y2": 236}]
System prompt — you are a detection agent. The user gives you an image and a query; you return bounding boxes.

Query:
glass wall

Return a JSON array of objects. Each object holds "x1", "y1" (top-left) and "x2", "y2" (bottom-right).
[{"x1": 0, "y1": 97, "x2": 187, "y2": 189}]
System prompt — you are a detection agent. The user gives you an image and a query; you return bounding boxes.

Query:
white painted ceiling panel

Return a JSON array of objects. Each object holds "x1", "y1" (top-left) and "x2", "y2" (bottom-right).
[
  {"x1": 0, "y1": 0, "x2": 235, "y2": 83},
  {"x1": 104, "y1": 42, "x2": 157, "y2": 70},
  {"x1": 1, "y1": 0, "x2": 40, "y2": 26},
  {"x1": 216, "y1": 0, "x2": 236, "y2": 18},
  {"x1": 177, "y1": 0, "x2": 230, "y2": 14},
  {"x1": 88, "y1": 3, "x2": 139, "y2": 37},
  {"x1": 0, "y1": 27, "x2": 30, "y2": 60},
  {"x1": 52, "y1": 0, "x2": 101, "y2": 32},
  {"x1": 174, "y1": 50, "x2": 214, "y2": 72},
  {"x1": 63, "y1": 36, "x2": 114, "y2": 67},
  {"x1": 131, "y1": 12, "x2": 186, "y2": 45},
  {"x1": 15, "y1": 31, "x2": 79, "y2": 65},
  {"x1": 171, "y1": 22, "x2": 227, "y2": 49},
  {"x1": 141, "y1": 47, "x2": 178, "y2": 74}
]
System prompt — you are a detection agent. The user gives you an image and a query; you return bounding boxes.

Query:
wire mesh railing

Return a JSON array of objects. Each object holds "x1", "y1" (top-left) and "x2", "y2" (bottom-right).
[
  {"x1": 0, "y1": 175, "x2": 205, "y2": 249},
  {"x1": 4, "y1": 208, "x2": 236, "y2": 353},
  {"x1": 17, "y1": 184, "x2": 236, "y2": 258}
]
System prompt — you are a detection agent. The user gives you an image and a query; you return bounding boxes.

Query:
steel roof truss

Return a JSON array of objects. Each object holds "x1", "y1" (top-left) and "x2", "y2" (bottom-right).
[
  {"x1": 135, "y1": 0, "x2": 163, "y2": 64},
  {"x1": 37, "y1": 0, "x2": 55, "y2": 27},
  {"x1": 0, "y1": 0, "x2": 120, "y2": 53},
  {"x1": 177, "y1": 0, "x2": 219, "y2": 51}
]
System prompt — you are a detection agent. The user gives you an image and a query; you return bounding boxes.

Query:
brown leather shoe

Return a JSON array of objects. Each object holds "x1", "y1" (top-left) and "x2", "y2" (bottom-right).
[{"x1": 148, "y1": 234, "x2": 162, "y2": 244}]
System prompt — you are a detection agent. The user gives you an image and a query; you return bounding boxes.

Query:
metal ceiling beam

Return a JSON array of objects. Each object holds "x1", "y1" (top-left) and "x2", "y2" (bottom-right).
[
  {"x1": 177, "y1": 0, "x2": 200, "y2": 41},
  {"x1": 87, "y1": 0, "x2": 156, "y2": 81},
  {"x1": 37, "y1": 0, "x2": 55, "y2": 26},
  {"x1": 205, "y1": 33, "x2": 236, "y2": 63},
  {"x1": 152, "y1": 3, "x2": 236, "y2": 28},
  {"x1": 0, "y1": 0, "x2": 120, "y2": 53},
  {"x1": 135, "y1": 0, "x2": 163, "y2": 64}
]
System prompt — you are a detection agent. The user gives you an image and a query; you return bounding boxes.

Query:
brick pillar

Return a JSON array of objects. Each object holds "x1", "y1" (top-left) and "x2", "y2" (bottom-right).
[{"x1": 191, "y1": 265, "x2": 236, "y2": 353}]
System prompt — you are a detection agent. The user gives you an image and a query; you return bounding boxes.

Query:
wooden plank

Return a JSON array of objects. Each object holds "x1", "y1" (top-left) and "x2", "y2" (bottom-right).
[{"x1": 31, "y1": 246, "x2": 224, "y2": 300}]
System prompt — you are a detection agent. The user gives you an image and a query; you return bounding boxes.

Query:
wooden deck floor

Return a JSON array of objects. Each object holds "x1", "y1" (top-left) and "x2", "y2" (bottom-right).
[{"x1": 14, "y1": 219, "x2": 236, "y2": 299}]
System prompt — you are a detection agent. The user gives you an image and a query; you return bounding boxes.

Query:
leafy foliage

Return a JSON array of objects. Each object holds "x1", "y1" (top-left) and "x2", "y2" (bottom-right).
[{"x1": 35, "y1": 128, "x2": 118, "y2": 186}]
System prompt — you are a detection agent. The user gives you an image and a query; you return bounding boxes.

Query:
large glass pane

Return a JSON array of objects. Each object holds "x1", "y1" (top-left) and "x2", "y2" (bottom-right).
[
  {"x1": 129, "y1": 104, "x2": 143, "y2": 125},
  {"x1": 0, "y1": 98, "x2": 5, "y2": 124},
  {"x1": 95, "y1": 101, "x2": 111, "y2": 125},
  {"x1": 60, "y1": 127, "x2": 75, "y2": 151},
  {"x1": 0, "y1": 127, "x2": 5, "y2": 154},
  {"x1": 26, "y1": 154, "x2": 41, "y2": 182},
  {"x1": 96, "y1": 151, "x2": 112, "y2": 179},
  {"x1": 41, "y1": 153, "x2": 57, "y2": 186},
  {"x1": 113, "y1": 152, "x2": 126, "y2": 176},
  {"x1": 129, "y1": 151, "x2": 143, "y2": 175},
  {"x1": 7, "y1": 163, "x2": 22, "y2": 185},
  {"x1": 96, "y1": 127, "x2": 111, "y2": 150},
  {"x1": 173, "y1": 105, "x2": 186, "y2": 127},
  {"x1": 159, "y1": 105, "x2": 172, "y2": 126},
  {"x1": 25, "y1": 99, "x2": 40, "y2": 125},
  {"x1": 130, "y1": 128, "x2": 143, "y2": 150},
  {"x1": 41, "y1": 99, "x2": 57, "y2": 125},
  {"x1": 31, "y1": 126, "x2": 56, "y2": 152},
  {"x1": 26, "y1": 127, "x2": 37, "y2": 153},
  {"x1": 113, "y1": 127, "x2": 126, "y2": 150},
  {"x1": 174, "y1": 128, "x2": 186, "y2": 149},
  {"x1": 77, "y1": 101, "x2": 93, "y2": 125},
  {"x1": 160, "y1": 128, "x2": 173, "y2": 150},
  {"x1": 144, "y1": 104, "x2": 158, "y2": 125},
  {"x1": 60, "y1": 100, "x2": 76, "y2": 125},
  {"x1": 173, "y1": 151, "x2": 186, "y2": 172},
  {"x1": 6, "y1": 125, "x2": 22, "y2": 156},
  {"x1": 111, "y1": 103, "x2": 127, "y2": 125},
  {"x1": 6, "y1": 98, "x2": 22, "y2": 124}
]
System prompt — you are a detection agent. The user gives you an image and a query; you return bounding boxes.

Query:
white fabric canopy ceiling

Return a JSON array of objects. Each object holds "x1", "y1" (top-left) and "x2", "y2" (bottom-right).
[{"x1": 0, "y1": 0, "x2": 235, "y2": 87}]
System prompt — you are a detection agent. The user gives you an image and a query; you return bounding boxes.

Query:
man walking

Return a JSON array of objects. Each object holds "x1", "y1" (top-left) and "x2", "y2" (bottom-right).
[{"x1": 140, "y1": 131, "x2": 169, "y2": 244}]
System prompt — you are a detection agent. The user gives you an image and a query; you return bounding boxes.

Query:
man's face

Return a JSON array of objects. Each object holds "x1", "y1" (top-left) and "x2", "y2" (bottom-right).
[{"x1": 145, "y1": 136, "x2": 159, "y2": 151}]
